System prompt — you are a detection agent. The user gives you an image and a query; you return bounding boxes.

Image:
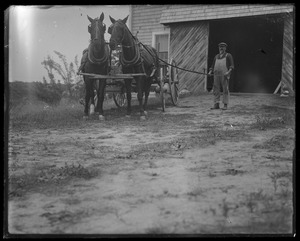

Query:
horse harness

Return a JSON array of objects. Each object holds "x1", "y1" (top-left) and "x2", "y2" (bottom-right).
[{"x1": 109, "y1": 21, "x2": 157, "y2": 78}]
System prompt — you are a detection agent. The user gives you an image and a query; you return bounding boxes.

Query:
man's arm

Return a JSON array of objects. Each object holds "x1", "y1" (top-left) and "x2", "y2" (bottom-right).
[
  {"x1": 208, "y1": 55, "x2": 217, "y2": 74},
  {"x1": 227, "y1": 53, "x2": 234, "y2": 71},
  {"x1": 224, "y1": 53, "x2": 234, "y2": 78}
]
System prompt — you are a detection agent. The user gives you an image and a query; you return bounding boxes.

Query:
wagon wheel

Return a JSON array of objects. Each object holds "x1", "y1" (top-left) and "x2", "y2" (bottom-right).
[
  {"x1": 93, "y1": 79, "x2": 100, "y2": 111},
  {"x1": 94, "y1": 92, "x2": 98, "y2": 110},
  {"x1": 160, "y1": 73, "x2": 166, "y2": 112},
  {"x1": 113, "y1": 92, "x2": 127, "y2": 108},
  {"x1": 168, "y1": 58, "x2": 179, "y2": 106}
]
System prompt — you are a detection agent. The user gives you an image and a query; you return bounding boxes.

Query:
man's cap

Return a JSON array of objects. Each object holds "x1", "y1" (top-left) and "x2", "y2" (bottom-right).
[{"x1": 218, "y1": 42, "x2": 227, "y2": 47}]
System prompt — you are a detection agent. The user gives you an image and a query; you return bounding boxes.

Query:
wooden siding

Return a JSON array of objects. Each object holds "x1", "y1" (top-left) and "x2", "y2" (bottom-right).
[
  {"x1": 130, "y1": 5, "x2": 294, "y2": 94},
  {"x1": 281, "y1": 13, "x2": 294, "y2": 94},
  {"x1": 169, "y1": 22, "x2": 209, "y2": 94},
  {"x1": 160, "y1": 4, "x2": 294, "y2": 24},
  {"x1": 131, "y1": 5, "x2": 169, "y2": 46}
]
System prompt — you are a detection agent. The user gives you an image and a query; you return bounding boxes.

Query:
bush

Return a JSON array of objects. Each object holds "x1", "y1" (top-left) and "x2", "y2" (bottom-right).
[{"x1": 34, "y1": 82, "x2": 64, "y2": 106}]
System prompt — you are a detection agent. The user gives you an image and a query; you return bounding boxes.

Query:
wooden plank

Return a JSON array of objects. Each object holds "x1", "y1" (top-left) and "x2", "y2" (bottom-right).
[{"x1": 273, "y1": 81, "x2": 282, "y2": 94}]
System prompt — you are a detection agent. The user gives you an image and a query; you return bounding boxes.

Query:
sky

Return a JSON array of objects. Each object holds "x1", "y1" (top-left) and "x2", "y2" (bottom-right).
[{"x1": 8, "y1": 5, "x2": 130, "y2": 83}]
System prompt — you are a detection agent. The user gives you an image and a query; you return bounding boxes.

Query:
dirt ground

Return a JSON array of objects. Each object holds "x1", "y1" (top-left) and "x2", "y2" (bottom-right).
[{"x1": 7, "y1": 93, "x2": 295, "y2": 235}]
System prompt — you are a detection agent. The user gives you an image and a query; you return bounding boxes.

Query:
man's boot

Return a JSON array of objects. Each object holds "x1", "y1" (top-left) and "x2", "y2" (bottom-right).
[
  {"x1": 222, "y1": 104, "x2": 227, "y2": 110},
  {"x1": 210, "y1": 103, "x2": 220, "y2": 110}
]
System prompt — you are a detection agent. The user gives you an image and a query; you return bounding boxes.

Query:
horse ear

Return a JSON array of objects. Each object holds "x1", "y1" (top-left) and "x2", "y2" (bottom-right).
[
  {"x1": 122, "y1": 15, "x2": 129, "y2": 24},
  {"x1": 100, "y1": 12, "x2": 104, "y2": 22},
  {"x1": 87, "y1": 15, "x2": 93, "y2": 23},
  {"x1": 109, "y1": 15, "x2": 116, "y2": 24}
]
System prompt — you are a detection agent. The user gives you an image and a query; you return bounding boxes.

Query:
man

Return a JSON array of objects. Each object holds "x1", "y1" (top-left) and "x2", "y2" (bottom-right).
[{"x1": 208, "y1": 42, "x2": 234, "y2": 110}]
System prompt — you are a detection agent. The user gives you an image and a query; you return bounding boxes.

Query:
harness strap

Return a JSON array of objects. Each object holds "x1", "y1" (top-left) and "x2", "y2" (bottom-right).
[
  {"x1": 119, "y1": 42, "x2": 141, "y2": 67},
  {"x1": 88, "y1": 42, "x2": 109, "y2": 65}
]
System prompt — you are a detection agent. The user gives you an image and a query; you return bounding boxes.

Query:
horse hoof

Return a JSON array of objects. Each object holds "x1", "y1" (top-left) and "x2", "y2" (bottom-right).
[
  {"x1": 90, "y1": 104, "x2": 95, "y2": 115},
  {"x1": 83, "y1": 115, "x2": 89, "y2": 120},
  {"x1": 125, "y1": 115, "x2": 131, "y2": 118},
  {"x1": 99, "y1": 115, "x2": 105, "y2": 121},
  {"x1": 140, "y1": 116, "x2": 146, "y2": 121}
]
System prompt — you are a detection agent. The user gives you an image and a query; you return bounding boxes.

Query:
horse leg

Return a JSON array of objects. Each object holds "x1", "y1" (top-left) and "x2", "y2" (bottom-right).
[
  {"x1": 125, "y1": 79, "x2": 132, "y2": 117},
  {"x1": 93, "y1": 79, "x2": 99, "y2": 114},
  {"x1": 143, "y1": 77, "x2": 152, "y2": 116},
  {"x1": 136, "y1": 77, "x2": 146, "y2": 120},
  {"x1": 89, "y1": 80, "x2": 96, "y2": 115},
  {"x1": 83, "y1": 78, "x2": 92, "y2": 119},
  {"x1": 97, "y1": 79, "x2": 106, "y2": 121}
]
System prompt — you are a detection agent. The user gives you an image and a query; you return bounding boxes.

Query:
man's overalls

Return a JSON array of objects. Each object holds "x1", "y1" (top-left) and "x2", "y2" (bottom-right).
[{"x1": 213, "y1": 53, "x2": 230, "y2": 106}]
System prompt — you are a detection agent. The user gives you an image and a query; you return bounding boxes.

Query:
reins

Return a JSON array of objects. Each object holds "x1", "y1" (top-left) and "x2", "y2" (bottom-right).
[
  {"x1": 121, "y1": 23, "x2": 221, "y2": 77},
  {"x1": 109, "y1": 21, "x2": 223, "y2": 77}
]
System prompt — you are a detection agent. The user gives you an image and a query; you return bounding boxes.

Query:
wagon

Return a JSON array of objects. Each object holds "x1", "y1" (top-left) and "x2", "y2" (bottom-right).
[{"x1": 79, "y1": 58, "x2": 179, "y2": 112}]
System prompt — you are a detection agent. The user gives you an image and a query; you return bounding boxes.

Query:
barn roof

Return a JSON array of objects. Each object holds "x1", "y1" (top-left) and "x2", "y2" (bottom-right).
[{"x1": 160, "y1": 4, "x2": 294, "y2": 24}]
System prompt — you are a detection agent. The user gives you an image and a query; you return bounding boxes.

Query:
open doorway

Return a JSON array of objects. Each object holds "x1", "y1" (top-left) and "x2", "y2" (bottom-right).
[{"x1": 207, "y1": 15, "x2": 284, "y2": 93}]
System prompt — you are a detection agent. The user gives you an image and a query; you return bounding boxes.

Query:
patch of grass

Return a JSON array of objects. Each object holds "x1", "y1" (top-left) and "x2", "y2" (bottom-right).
[
  {"x1": 213, "y1": 188, "x2": 294, "y2": 233},
  {"x1": 9, "y1": 162, "x2": 100, "y2": 198},
  {"x1": 200, "y1": 122, "x2": 219, "y2": 129},
  {"x1": 128, "y1": 127, "x2": 250, "y2": 160},
  {"x1": 253, "y1": 135, "x2": 294, "y2": 151},
  {"x1": 9, "y1": 98, "x2": 86, "y2": 130},
  {"x1": 251, "y1": 107, "x2": 295, "y2": 131},
  {"x1": 224, "y1": 168, "x2": 246, "y2": 176},
  {"x1": 252, "y1": 115, "x2": 285, "y2": 130}
]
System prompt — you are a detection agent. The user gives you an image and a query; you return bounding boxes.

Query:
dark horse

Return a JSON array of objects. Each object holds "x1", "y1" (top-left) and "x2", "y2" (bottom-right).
[
  {"x1": 81, "y1": 13, "x2": 109, "y2": 120},
  {"x1": 108, "y1": 15, "x2": 159, "y2": 120}
]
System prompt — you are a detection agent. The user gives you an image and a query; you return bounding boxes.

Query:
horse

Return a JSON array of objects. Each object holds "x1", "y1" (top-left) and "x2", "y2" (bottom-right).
[
  {"x1": 108, "y1": 15, "x2": 159, "y2": 120},
  {"x1": 81, "y1": 13, "x2": 109, "y2": 120}
]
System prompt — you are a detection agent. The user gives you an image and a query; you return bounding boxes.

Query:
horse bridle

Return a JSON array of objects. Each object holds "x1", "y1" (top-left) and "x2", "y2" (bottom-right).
[
  {"x1": 108, "y1": 20, "x2": 138, "y2": 48},
  {"x1": 87, "y1": 19, "x2": 109, "y2": 65},
  {"x1": 88, "y1": 19, "x2": 106, "y2": 41}
]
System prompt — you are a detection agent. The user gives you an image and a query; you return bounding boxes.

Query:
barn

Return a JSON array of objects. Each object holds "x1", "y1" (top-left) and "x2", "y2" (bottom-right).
[{"x1": 129, "y1": 4, "x2": 294, "y2": 95}]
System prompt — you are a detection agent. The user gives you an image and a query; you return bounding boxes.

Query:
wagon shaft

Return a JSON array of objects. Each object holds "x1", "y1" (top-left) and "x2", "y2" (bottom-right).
[{"x1": 79, "y1": 72, "x2": 146, "y2": 79}]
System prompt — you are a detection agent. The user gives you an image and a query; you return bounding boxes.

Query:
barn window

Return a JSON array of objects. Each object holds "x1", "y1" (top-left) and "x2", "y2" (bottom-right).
[{"x1": 152, "y1": 31, "x2": 170, "y2": 62}]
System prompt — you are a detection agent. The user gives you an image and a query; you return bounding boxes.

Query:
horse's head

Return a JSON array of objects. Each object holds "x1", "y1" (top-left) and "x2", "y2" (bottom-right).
[
  {"x1": 108, "y1": 15, "x2": 129, "y2": 50},
  {"x1": 87, "y1": 12, "x2": 106, "y2": 45}
]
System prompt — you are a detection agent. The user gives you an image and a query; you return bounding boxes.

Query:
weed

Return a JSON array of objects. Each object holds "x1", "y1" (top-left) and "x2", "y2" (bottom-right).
[
  {"x1": 238, "y1": 188, "x2": 293, "y2": 233},
  {"x1": 208, "y1": 169, "x2": 217, "y2": 178},
  {"x1": 220, "y1": 198, "x2": 230, "y2": 218},
  {"x1": 145, "y1": 225, "x2": 168, "y2": 234},
  {"x1": 187, "y1": 187, "x2": 205, "y2": 197},
  {"x1": 253, "y1": 135, "x2": 294, "y2": 151},
  {"x1": 253, "y1": 115, "x2": 285, "y2": 130},
  {"x1": 58, "y1": 162, "x2": 99, "y2": 180},
  {"x1": 268, "y1": 171, "x2": 292, "y2": 193},
  {"x1": 224, "y1": 168, "x2": 246, "y2": 176}
]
